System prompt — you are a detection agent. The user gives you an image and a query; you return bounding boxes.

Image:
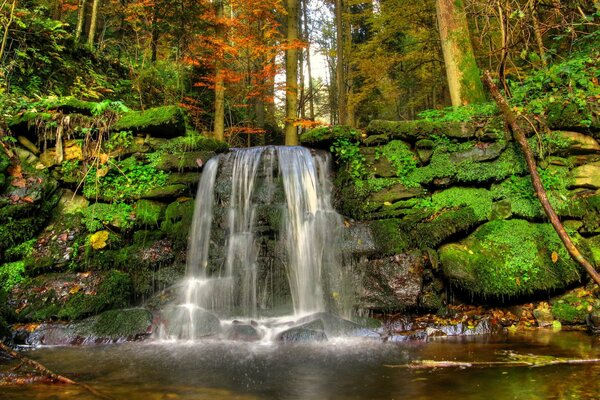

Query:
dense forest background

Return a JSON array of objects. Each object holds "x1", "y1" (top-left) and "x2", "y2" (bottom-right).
[{"x1": 0, "y1": 0, "x2": 598, "y2": 145}]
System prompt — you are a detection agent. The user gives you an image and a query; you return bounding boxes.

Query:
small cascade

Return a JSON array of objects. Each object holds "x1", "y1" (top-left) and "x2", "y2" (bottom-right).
[{"x1": 160, "y1": 146, "x2": 352, "y2": 341}]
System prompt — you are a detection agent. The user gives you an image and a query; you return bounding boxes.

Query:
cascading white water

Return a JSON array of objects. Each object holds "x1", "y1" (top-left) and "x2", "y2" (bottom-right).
[{"x1": 160, "y1": 146, "x2": 349, "y2": 340}]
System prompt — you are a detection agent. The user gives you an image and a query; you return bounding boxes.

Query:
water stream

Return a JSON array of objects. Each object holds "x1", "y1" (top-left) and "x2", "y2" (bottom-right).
[{"x1": 160, "y1": 146, "x2": 350, "y2": 341}]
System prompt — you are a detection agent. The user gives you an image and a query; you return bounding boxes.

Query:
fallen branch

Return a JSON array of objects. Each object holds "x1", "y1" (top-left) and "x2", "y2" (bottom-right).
[
  {"x1": 0, "y1": 342, "x2": 113, "y2": 399},
  {"x1": 483, "y1": 70, "x2": 600, "y2": 286},
  {"x1": 385, "y1": 351, "x2": 600, "y2": 369}
]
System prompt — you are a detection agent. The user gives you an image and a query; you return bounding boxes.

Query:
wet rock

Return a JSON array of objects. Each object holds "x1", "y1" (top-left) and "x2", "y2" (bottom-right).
[
  {"x1": 533, "y1": 304, "x2": 554, "y2": 328},
  {"x1": 9, "y1": 270, "x2": 131, "y2": 322},
  {"x1": 276, "y1": 323, "x2": 327, "y2": 343},
  {"x1": 159, "y1": 306, "x2": 222, "y2": 339},
  {"x1": 361, "y1": 251, "x2": 425, "y2": 309},
  {"x1": 14, "y1": 308, "x2": 153, "y2": 346},
  {"x1": 587, "y1": 311, "x2": 600, "y2": 334},
  {"x1": 296, "y1": 312, "x2": 379, "y2": 338},
  {"x1": 225, "y1": 322, "x2": 261, "y2": 341}
]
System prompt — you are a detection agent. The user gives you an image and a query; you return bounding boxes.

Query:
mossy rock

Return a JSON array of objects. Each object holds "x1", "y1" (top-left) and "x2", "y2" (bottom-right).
[
  {"x1": 0, "y1": 149, "x2": 10, "y2": 173},
  {"x1": 440, "y1": 219, "x2": 582, "y2": 297},
  {"x1": 300, "y1": 125, "x2": 361, "y2": 150},
  {"x1": 78, "y1": 308, "x2": 153, "y2": 340},
  {"x1": 154, "y1": 133, "x2": 229, "y2": 153},
  {"x1": 551, "y1": 289, "x2": 598, "y2": 325},
  {"x1": 41, "y1": 97, "x2": 97, "y2": 115},
  {"x1": 7, "y1": 112, "x2": 52, "y2": 136},
  {"x1": 152, "y1": 151, "x2": 216, "y2": 171},
  {"x1": 139, "y1": 184, "x2": 188, "y2": 199},
  {"x1": 160, "y1": 199, "x2": 195, "y2": 248},
  {"x1": 367, "y1": 219, "x2": 411, "y2": 255},
  {"x1": 546, "y1": 100, "x2": 600, "y2": 133},
  {"x1": 113, "y1": 106, "x2": 186, "y2": 138},
  {"x1": 134, "y1": 199, "x2": 164, "y2": 228},
  {"x1": 82, "y1": 202, "x2": 135, "y2": 232},
  {"x1": 365, "y1": 120, "x2": 498, "y2": 144},
  {"x1": 11, "y1": 270, "x2": 131, "y2": 322}
]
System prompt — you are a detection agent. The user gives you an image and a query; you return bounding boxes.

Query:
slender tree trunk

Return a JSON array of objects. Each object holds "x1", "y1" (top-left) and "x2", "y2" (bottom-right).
[
  {"x1": 528, "y1": 0, "x2": 547, "y2": 68},
  {"x1": 75, "y1": 0, "x2": 86, "y2": 42},
  {"x1": 303, "y1": 0, "x2": 315, "y2": 120},
  {"x1": 150, "y1": 3, "x2": 159, "y2": 63},
  {"x1": 298, "y1": 12, "x2": 306, "y2": 120},
  {"x1": 87, "y1": 0, "x2": 100, "y2": 48},
  {"x1": 435, "y1": 0, "x2": 486, "y2": 106},
  {"x1": 213, "y1": 0, "x2": 225, "y2": 141},
  {"x1": 483, "y1": 71, "x2": 600, "y2": 286},
  {"x1": 284, "y1": 0, "x2": 299, "y2": 145},
  {"x1": 0, "y1": 0, "x2": 16, "y2": 63},
  {"x1": 335, "y1": 0, "x2": 347, "y2": 124}
]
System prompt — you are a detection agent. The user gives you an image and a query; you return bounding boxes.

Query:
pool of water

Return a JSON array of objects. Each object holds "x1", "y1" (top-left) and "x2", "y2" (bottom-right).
[{"x1": 2, "y1": 331, "x2": 600, "y2": 399}]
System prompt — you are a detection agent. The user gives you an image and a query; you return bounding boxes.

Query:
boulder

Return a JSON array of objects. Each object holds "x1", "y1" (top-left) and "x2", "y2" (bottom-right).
[
  {"x1": 440, "y1": 219, "x2": 582, "y2": 297},
  {"x1": 112, "y1": 106, "x2": 186, "y2": 138},
  {"x1": 360, "y1": 251, "x2": 425, "y2": 309},
  {"x1": 570, "y1": 161, "x2": 600, "y2": 189}
]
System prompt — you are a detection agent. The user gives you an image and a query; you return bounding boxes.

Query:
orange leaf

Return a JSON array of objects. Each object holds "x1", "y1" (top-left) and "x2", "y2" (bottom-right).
[
  {"x1": 551, "y1": 251, "x2": 559, "y2": 263},
  {"x1": 11, "y1": 178, "x2": 26, "y2": 188},
  {"x1": 21, "y1": 196, "x2": 34, "y2": 203},
  {"x1": 8, "y1": 164, "x2": 23, "y2": 178}
]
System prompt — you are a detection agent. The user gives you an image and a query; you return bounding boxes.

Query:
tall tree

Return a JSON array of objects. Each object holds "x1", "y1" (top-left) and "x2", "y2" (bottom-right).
[
  {"x1": 334, "y1": 0, "x2": 346, "y2": 125},
  {"x1": 435, "y1": 0, "x2": 485, "y2": 106},
  {"x1": 213, "y1": 0, "x2": 225, "y2": 141},
  {"x1": 285, "y1": 0, "x2": 299, "y2": 145},
  {"x1": 75, "y1": 0, "x2": 86, "y2": 42},
  {"x1": 87, "y1": 0, "x2": 100, "y2": 47}
]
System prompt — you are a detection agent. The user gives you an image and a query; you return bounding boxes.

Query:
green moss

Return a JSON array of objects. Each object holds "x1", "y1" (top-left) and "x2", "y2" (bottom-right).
[
  {"x1": 82, "y1": 202, "x2": 135, "y2": 232},
  {"x1": 58, "y1": 270, "x2": 131, "y2": 320},
  {"x1": 112, "y1": 105, "x2": 186, "y2": 137},
  {"x1": 408, "y1": 142, "x2": 527, "y2": 185},
  {"x1": 420, "y1": 187, "x2": 493, "y2": 220},
  {"x1": 408, "y1": 207, "x2": 482, "y2": 249},
  {"x1": 85, "y1": 308, "x2": 152, "y2": 339},
  {"x1": 5, "y1": 239, "x2": 36, "y2": 261},
  {"x1": 160, "y1": 199, "x2": 195, "y2": 248},
  {"x1": 157, "y1": 133, "x2": 228, "y2": 154},
  {"x1": 134, "y1": 200, "x2": 163, "y2": 227},
  {"x1": 551, "y1": 292, "x2": 596, "y2": 325},
  {"x1": 440, "y1": 220, "x2": 582, "y2": 297},
  {"x1": 300, "y1": 125, "x2": 361, "y2": 149},
  {"x1": 83, "y1": 157, "x2": 170, "y2": 201},
  {"x1": 40, "y1": 97, "x2": 97, "y2": 115},
  {"x1": 0, "y1": 261, "x2": 26, "y2": 291},
  {"x1": 0, "y1": 149, "x2": 10, "y2": 173},
  {"x1": 368, "y1": 219, "x2": 410, "y2": 255},
  {"x1": 375, "y1": 140, "x2": 419, "y2": 187}
]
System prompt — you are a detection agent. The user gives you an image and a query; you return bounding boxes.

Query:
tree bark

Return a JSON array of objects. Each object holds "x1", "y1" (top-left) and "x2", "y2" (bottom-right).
[
  {"x1": 335, "y1": 0, "x2": 346, "y2": 124},
  {"x1": 0, "y1": 0, "x2": 16, "y2": 63},
  {"x1": 528, "y1": 0, "x2": 547, "y2": 68},
  {"x1": 87, "y1": 0, "x2": 100, "y2": 48},
  {"x1": 303, "y1": 0, "x2": 315, "y2": 120},
  {"x1": 483, "y1": 70, "x2": 600, "y2": 286},
  {"x1": 284, "y1": 0, "x2": 299, "y2": 145},
  {"x1": 213, "y1": 0, "x2": 225, "y2": 141},
  {"x1": 435, "y1": 0, "x2": 486, "y2": 106},
  {"x1": 75, "y1": 0, "x2": 86, "y2": 42}
]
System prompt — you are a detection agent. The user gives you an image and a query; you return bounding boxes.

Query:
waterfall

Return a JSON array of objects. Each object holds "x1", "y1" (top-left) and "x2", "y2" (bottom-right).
[{"x1": 160, "y1": 146, "x2": 349, "y2": 340}]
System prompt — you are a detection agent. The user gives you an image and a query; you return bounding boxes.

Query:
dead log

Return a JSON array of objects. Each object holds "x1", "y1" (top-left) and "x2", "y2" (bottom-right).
[{"x1": 482, "y1": 70, "x2": 600, "y2": 286}]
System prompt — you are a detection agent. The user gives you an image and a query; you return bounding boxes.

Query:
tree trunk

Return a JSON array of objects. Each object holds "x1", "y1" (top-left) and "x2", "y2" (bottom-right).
[
  {"x1": 213, "y1": 0, "x2": 225, "y2": 141},
  {"x1": 335, "y1": 0, "x2": 347, "y2": 124},
  {"x1": 483, "y1": 71, "x2": 600, "y2": 286},
  {"x1": 303, "y1": 0, "x2": 315, "y2": 120},
  {"x1": 284, "y1": 0, "x2": 299, "y2": 145},
  {"x1": 75, "y1": 0, "x2": 86, "y2": 42},
  {"x1": 435, "y1": 0, "x2": 486, "y2": 106},
  {"x1": 150, "y1": 3, "x2": 159, "y2": 63},
  {"x1": 87, "y1": 0, "x2": 100, "y2": 48},
  {"x1": 528, "y1": 0, "x2": 547, "y2": 68},
  {"x1": 0, "y1": 0, "x2": 16, "y2": 63}
]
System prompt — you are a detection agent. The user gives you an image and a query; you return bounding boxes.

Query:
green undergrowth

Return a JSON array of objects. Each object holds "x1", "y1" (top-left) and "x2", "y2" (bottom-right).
[
  {"x1": 83, "y1": 157, "x2": 169, "y2": 201},
  {"x1": 82, "y1": 202, "x2": 135, "y2": 232}
]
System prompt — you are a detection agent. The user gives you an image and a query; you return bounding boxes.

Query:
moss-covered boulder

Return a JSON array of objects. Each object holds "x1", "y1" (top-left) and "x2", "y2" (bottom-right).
[
  {"x1": 152, "y1": 151, "x2": 216, "y2": 171},
  {"x1": 299, "y1": 125, "x2": 361, "y2": 150},
  {"x1": 112, "y1": 106, "x2": 186, "y2": 138},
  {"x1": 551, "y1": 288, "x2": 599, "y2": 325},
  {"x1": 10, "y1": 270, "x2": 131, "y2": 322},
  {"x1": 439, "y1": 219, "x2": 582, "y2": 297},
  {"x1": 570, "y1": 161, "x2": 600, "y2": 189},
  {"x1": 13, "y1": 308, "x2": 153, "y2": 345},
  {"x1": 160, "y1": 199, "x2": 195, "y2": 249}
]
